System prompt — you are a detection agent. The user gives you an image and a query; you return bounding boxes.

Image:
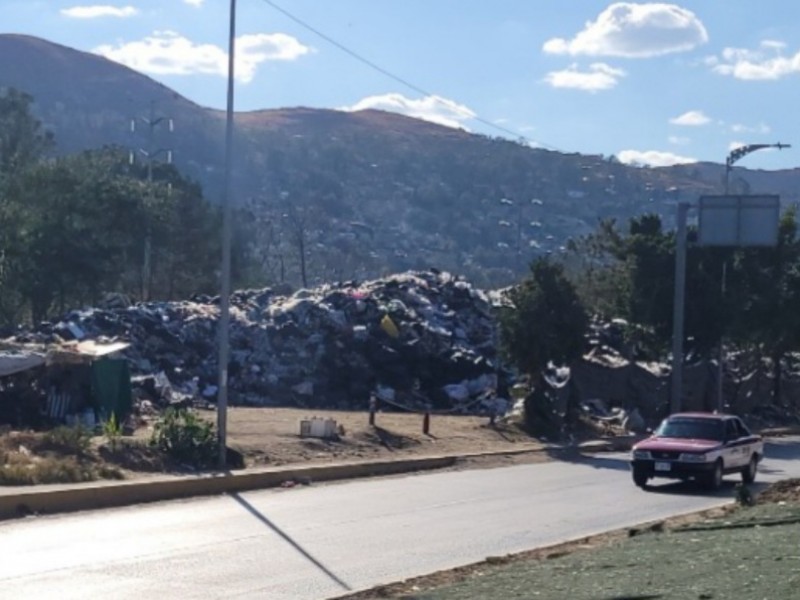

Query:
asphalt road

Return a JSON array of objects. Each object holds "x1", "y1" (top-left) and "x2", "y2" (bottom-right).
[{"x1": 2, "y1": 438, "x2": 800, "y2": 600}]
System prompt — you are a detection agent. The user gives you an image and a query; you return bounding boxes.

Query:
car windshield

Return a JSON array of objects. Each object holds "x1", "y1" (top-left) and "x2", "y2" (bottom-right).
[{"x1": 656, "y1": 418, "x2": 724, "y2": 441}]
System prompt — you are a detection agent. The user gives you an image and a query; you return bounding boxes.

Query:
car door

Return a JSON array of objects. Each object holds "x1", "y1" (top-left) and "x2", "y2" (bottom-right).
[
  {"x1": 722, "y1": 419, "x2": 744, "y2": 468},
  {"x1": 733, "y1": 418, "x2": 756, "y2": 463}
]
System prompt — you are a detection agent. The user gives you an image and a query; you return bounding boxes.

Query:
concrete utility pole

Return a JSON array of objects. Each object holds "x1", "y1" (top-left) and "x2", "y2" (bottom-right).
[
  {"x1": 130, "y1": 101, "x2": 174, "y2": 301},
  {"x1": 217, "y1": 0, "x2": 237, "y2": 470}
]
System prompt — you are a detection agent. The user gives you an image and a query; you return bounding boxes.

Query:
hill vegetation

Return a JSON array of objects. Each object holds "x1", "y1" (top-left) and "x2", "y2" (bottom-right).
[
  {"x1": 3, "y1": 34, "x2": 800, "y2": 292},
  {"x1": 4, "y1": 34, "x2": 800, "y2": 417}
]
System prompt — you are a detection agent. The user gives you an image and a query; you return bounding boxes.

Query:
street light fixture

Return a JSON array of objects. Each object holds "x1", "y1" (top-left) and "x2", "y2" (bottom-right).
[
  {"x1": 217, "y1": 0, "x2": 237, "y2": 469},
  {"x1": 725, "y1": 143, "x2": 790, "y2": 193}
]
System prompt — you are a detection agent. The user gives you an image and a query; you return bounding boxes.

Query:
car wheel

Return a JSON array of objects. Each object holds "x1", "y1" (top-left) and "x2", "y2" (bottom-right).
[
  {"x1": 705, "y1": 459, "x2": 724, "y2": 490},
  {"x1": 742, "y1": 455, "x2": 758, "y2": 484},
  {"x1": 632, "y1": 468, "x2": 649, "y2": 489}
]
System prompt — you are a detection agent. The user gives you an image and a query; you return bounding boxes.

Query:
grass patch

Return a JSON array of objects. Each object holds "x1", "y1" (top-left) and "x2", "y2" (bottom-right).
[
  {"x1": 387, "y1": 502, "x2": 800, "y2": 600},
  {"x1": 335, "y1": 483, "x2": 800, "y2": 600}
]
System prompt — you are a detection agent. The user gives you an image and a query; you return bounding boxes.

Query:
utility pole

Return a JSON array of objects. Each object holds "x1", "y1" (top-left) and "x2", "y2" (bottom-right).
[
  {"x1": 130, "y1": 101, "x2": 174, "y2": 301},
  {"x1": 218, "y1": 0, "x2": 237, "y2": 470}
]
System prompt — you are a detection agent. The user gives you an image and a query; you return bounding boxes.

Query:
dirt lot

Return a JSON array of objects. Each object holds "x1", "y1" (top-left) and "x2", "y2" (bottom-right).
[
  {"x1": 0, "y1": 407, "x2": 550, "y2": 485},
  {"x1": 335, "y1": 480, "x2": 800, "y2": 600},
  {"x1": 209, "y1": 407, "x2": 544, "y2": 467}
]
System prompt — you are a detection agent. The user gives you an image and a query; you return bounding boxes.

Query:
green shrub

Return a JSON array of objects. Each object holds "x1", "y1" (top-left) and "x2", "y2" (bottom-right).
[
  {"x1": 103, "y1": 413, "x2": 122, "y2": 452},
  {"x1": 150, "y1": 408, "x2": 218, "y2": 469},
  {"x1": 44, "y1": 425, "x2": 92, "y2": 455}
]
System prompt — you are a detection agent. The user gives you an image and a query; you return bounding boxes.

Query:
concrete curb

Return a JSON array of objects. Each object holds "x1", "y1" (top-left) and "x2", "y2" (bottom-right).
[{"x1": 0, "y1": 446, "x2": 548, "y2": 522}]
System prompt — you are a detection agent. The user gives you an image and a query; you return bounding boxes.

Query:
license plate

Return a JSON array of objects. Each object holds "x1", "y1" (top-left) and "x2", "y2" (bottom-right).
[{"x1": 655, "y1": 462, "x2": 671, "y2": 472}]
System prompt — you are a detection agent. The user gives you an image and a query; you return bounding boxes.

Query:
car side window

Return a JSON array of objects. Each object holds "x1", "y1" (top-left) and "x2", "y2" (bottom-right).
[
  {"x1": 734, "y1": 418, "x2": 751, "y2": 438},
  {"x1": 725, "y1": 420, "x2": 738, "y2": 442}
]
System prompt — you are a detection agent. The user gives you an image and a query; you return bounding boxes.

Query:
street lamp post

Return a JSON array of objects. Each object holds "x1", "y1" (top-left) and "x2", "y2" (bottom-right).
[
  {"x1": 715, "y1": 142, "x2": 790, "y2": 412},
  {"x1": 217, "y1": 0, "x2": 237, "y2": 470}
]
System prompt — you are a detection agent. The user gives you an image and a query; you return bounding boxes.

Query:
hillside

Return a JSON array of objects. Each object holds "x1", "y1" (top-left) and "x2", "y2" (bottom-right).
[{"x1": 2, "y1": 34, "x2": 800, "y2": 288}]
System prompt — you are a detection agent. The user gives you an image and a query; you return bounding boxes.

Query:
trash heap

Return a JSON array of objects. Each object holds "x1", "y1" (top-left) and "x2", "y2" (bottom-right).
[{"x1": 13, "y1": 270, "x2": 506, "y2": 412}]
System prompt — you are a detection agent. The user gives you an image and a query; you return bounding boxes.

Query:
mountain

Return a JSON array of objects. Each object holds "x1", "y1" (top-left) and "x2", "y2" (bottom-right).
[{"x1": 2, "y1": 34, "x2": 800, "y2": 288}]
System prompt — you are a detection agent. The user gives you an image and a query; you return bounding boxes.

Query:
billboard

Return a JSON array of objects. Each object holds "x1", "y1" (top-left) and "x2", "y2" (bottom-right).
[{"x1": 697, "y1": 195, "x2": 780, "y2": 247}]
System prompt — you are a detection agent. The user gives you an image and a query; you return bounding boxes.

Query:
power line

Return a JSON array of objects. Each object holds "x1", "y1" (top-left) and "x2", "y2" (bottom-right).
[{"x1": 260, "y1": 0, "x2": 563, "y2": 152}]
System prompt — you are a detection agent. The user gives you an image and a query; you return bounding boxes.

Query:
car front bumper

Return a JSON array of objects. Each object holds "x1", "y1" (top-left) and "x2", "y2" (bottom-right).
[{"x1": 631, "y1": 459, "x2": 717, "y2": 479}]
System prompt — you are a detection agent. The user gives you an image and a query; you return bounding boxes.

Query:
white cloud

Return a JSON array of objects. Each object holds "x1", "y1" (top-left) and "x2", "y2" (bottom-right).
[
  {"x1": 61, "y1": 5, "x2": 138, "y2": 18},
  {"x1": 543, "y1": 62, "x2": 625, "y2": 91},
  {"x1": 617, "y1": 149, "x2": 696, "y2": 167},
  {"x1": 712, "y1": 40, "x2": 800, "y2": 80},
  {"x1": 730, "y1": 122, "x2": 771, "y2": 134},
  {"x1": 729, "y1": 141, "x2": 746, "y2": 152},
  {"x1": 669, "y1": 110, "x2": 710, "y2": 126},
  {"x1": 668, "y1": 135, "x2": 690, "y2": 145},
  {"x1": 543, "y1": 2, "x2": 708, "y2": 58},
  {"x1": 184, "y1": 0, "x2": 204, "y2": 6},
  {"x1": 341, "y1": 94, "x2": 476, "y2": 129},
  {"x1": 94, "y1": 31, "x2": 312, "y2": 83}
]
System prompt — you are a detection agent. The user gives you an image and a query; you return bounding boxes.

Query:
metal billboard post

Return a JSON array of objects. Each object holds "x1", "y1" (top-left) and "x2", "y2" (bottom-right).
[{"x1": 670, "y1": 202, "x2": 689, "y2": 415}]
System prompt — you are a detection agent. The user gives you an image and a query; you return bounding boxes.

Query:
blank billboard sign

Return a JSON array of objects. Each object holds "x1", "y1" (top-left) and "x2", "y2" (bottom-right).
[{"x1": 697, "y1": 195, "x2": 779, "y2": 247}]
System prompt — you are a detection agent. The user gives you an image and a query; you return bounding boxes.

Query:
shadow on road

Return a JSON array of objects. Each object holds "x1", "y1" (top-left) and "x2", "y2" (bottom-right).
[
  {"x1": 600, "y1": 595, "x2": 663, "y2": 600},
  {"x1": 545, "y1": 448, "x2": 631, "y2": 472},
  {"x1": 601, "y1": 595, "x2": 663, "y2": 600},
  {"x1": 764, "y1": 438, "x2": 800, "y2": 460},
  {"x1": 229, "y1": 492, "x2": 352, "y2": 593},
  {"x1": 641, "y1": 479, "x2": 769, "y2": 498}
]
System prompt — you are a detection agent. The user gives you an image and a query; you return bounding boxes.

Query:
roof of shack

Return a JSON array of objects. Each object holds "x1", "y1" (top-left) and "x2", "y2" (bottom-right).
[{"x1": 0, "y1": 351, "x2": 46, "y2": 378}]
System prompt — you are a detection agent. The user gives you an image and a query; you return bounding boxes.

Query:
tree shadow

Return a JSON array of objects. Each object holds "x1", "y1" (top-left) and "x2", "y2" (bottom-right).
[
  {"x1": 370, "y1": 425, "x2": 420, "y2": 450},
  {"x1": 229, "y1": 492, "x2": 352, "y2": 593}
]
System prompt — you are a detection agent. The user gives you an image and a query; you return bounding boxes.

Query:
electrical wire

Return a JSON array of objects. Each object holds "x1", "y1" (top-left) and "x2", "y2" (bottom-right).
[{"x1": 260, "y1": 0, "x2": 563, "y2": 152}]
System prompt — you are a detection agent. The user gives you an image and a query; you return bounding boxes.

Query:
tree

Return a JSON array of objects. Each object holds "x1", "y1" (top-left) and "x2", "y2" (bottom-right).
[
  {"x1": 500, "y1": 258, "x2": 588, "y2": 375},
  {"x1": 728, "y1": 207, "x2": 800, "y2": 404},
  {"x1": 0, "y1": 88, "x2": 54, "y2": 325},
  {"x1": 499, "y1": 258, "x2": 588, "y2": 430},
  {"x1": 570, "y1": 214, "x2": 729, "y2": 360}
]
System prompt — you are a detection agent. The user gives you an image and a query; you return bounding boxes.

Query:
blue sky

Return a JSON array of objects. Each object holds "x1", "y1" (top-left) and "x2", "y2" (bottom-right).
[{"x1": 2, "y1": 1, "x2": 800, "y2": 170}]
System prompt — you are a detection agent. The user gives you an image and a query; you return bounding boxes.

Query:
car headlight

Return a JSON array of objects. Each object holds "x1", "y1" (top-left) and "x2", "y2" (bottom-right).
[
  {"x1": 680, "y1": 452, "x2": 708, "y2": 462},
  {"x1": 632, "y1": 450, "x2": 652, "y2": 460}
]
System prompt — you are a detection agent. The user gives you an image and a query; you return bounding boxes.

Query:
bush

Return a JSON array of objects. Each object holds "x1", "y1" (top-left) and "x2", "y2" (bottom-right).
[
  {"x1": 44, "y1": 425, "x2": 92, "y2": 455},
  {"x1": 150, "y1": 408, "x2": 218, "y2": 469},
  {"x1": 0, "y1": 455, "x2": 121, "y2": 485},
  {"x1": 103, "y1": 413, "x2": 122, "y2": 452}
]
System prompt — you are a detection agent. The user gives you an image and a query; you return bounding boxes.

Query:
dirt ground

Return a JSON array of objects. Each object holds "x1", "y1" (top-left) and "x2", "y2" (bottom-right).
[
  {"x1": 0, "y1": 407, "x2": 550, "y2": 485},
  {"x1": 203, "y1": 407, "x2": 546, "y2": 467}
]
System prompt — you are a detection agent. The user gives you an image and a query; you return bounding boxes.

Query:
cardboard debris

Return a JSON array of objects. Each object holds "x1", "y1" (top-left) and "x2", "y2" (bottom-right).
[
  {"x1": 0, "y1": 351, "x2": 46, "y2": 378},
  {"x1": 46, "y1": 340, "x2": 131, "y2": 365}
]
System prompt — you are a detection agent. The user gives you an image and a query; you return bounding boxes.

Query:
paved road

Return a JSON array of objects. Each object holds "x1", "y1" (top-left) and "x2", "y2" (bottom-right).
[{"x1": 2, "y1": 438, "x2": 799, "y2": 600}]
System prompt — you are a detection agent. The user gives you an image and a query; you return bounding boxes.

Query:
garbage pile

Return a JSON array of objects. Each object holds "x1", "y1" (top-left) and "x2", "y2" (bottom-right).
[{"x1": 12, "y1": 270, "x2": 507, "y2": 412}]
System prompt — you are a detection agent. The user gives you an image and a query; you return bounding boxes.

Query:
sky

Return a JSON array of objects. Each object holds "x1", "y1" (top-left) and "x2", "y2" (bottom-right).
[{"x1": 2, "y1": 1, "x2": 800, "y2": 171}]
